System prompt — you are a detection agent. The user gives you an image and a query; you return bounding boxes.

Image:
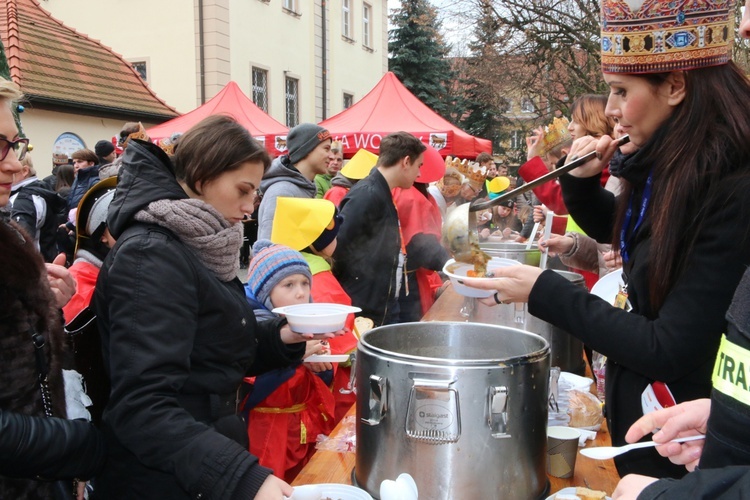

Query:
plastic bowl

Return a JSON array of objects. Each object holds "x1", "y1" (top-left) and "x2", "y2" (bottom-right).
[
  {"x1": 442, "y1": 257, "x2": 521, "y2": 298},
  {"x1": 271, "y1": 303, "x2": 362, "y2": 334}
]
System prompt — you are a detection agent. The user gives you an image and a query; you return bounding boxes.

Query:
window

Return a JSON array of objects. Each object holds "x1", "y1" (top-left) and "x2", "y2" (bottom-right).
[
  {"x1": 342, "y1": 0, "x2": 352, "y2": 39},
  {"x1": 521, "y1": 98, "x2": 535, "y2": 113},
  {"x1": 285, "y1": 77, "x2": 299, "y2": 128},
  {"x1": 132, "y1": 61, "x2": 148, "y2": 81},
  {"x1": 363, "y1": 3, "x2": 372, "y2": 48},
  {"x1": 343, "y1": 93, "x2": 354, "y2": 109},
  {"x1": 510, "y1": 130, "x2": 523, "y2": 150},
  {"x1": 282, "y1": 0, "x2": 297, "y2": 13},
  {"x1": 252, "y1": 67, "x2": 268, "y2": 112}
]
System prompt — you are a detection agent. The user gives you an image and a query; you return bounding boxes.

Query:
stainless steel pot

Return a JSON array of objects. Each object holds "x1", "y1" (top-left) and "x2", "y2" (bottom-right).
[
  {"x1": 355, "y1": 322, "x2": 550, "y2": 499},
  {"x1": 480, "y1": 241, "x2": 541, "y2": 267},
  {"x1": 472, "y1": 270, "x2": 587, "y2": 375}
]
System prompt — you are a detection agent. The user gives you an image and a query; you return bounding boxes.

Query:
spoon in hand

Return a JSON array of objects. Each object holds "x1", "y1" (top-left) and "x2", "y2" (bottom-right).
[{"x1": 580, "y1": 434, "x2": 705, "y2": 460}]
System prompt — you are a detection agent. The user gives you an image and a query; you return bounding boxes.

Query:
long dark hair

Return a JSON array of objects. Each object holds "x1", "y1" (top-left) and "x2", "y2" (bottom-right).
[{"x1": 613, "y1": 62, "x2": 750, "y2": 309}]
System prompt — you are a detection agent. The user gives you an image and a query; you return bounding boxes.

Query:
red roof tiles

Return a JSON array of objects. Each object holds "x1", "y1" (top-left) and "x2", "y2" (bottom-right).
[{"x1": 0, "y1": 0, "x2": 178, "y2": 120}]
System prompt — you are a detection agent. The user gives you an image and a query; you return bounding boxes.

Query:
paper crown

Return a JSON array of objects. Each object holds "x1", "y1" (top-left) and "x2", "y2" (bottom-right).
[
  {"x1": 271, "y1": 197, "x2": 336, "y2": 251},
  {"x1": 540, "y1": 117, "x2": 572, "y2": 156},
  {"x1": 600, "y1": 0, "x2": 735, "y2": 74},
  {"x1": 416, "y1": 146, "x2": 445, "y2": 184},
  {"x1": 341, "y1": 149, "x2": 378, "y2": 180}
]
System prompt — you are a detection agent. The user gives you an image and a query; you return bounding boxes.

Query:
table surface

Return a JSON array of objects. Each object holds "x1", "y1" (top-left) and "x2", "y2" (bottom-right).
[{"x1": 292, "y1": 287, "x2": 621, "y2": 496}]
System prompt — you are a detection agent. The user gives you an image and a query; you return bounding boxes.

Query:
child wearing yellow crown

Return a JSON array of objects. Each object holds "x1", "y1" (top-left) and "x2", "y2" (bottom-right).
[
  {"x1": 462, "y1": 0, "x2": 750, "y2": 484},
  {"x1": 271, "y1": 197, "x2": 360, "y2": 423}
]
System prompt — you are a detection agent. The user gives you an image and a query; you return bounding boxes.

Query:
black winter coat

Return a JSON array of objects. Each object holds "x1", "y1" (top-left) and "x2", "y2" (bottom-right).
[
  {"x1": 0, "y1": 214, "x2": 105, "y2": 498},
  {"x1": 92, "y1": 141, "x2": 305, "y2": 499},
  {"x1": 637, "y1": 268, "x2": 750, "y2": 498},
  {"x1": 529, "y1": 163, "x2": 750, "y2": 479},
  {"x1": 333, "y1": 169, "x2": 402, "y2": 326},
  {"x1": 10, "y1": 178, "x2": 66, "y2": 262}
]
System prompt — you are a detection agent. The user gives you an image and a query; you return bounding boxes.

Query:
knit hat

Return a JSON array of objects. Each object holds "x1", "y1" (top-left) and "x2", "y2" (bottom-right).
[
  {"x1": 287, "y1": 123, "x2": 332, "y2": 164},
  {"x1": 600, "y1": 0, "x2": 734, "y2": 74},
  {"x1": 415, "y1": 145, "x2": 445, "y2": 184},
  {"x1": 246, "y1": 240, "x2": 312, "y2": 310},
  {"x1": 95, "y1": 140, "x2": 115, "y2": 158},
  {"x1": 341, "y1": 149, "x2": 378, "y2": 180},
  {"x1": 271, "y1": 197, "x2": 342, "y2": 252}
]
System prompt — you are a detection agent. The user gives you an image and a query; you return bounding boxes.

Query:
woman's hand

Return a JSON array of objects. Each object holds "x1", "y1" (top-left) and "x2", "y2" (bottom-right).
[
  {"x1": 567, "y1": 135, "x2": 620, "y2": 178},
  {"x1": 612, "y1": 474, "x2": 659, "y2": 500},
  {"x1": 461, "y1": 264, "x2": 544, "y2": 305},
  {"x1": 533, "y1": 205, "x2": 547, "y2": 223},
  {"x1": 539, "y1": 234, "x2": 574, "y2": 257},
  {"x1": 46, "y1": 253, "x2": 76, "y2": 308},
  {"x1": 526, "y1": 127, "x2": 545, "y2": 160},
  {"x1": 279, "y1": 324, "x2": 347, "y2": 344},
  {"x1": 624, "y1": 399, "x2": 710, "y2": 471},
  {"x1": 254, "y1": 474, "x2": 293, "y2": 499},
  {"x1": 602, "y1": 250, "x2": 622, "y2": 270}
]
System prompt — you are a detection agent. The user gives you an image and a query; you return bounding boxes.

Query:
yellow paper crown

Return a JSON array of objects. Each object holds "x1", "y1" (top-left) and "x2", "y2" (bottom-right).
[
  {"x1": 340, "y1": 149, "x2": 378, "y2": 180},
  {"x1": 271, "y1": 197, "x2": 336, "y2": 251},
  {"x1": 540, "y1": 117, "x2": 571, "y2": 156},
  {"x1": 460, "y1": 161, "x2": 487, "y2": 189}
]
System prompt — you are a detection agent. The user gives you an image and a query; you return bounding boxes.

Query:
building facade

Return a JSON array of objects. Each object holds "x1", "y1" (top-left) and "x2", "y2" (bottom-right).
[{"x1": 41, "y1": 0, "x2": 389, "y2": 124}]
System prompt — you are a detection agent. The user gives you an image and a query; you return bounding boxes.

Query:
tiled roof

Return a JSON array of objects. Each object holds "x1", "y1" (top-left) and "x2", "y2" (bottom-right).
[{"x1": 0, "y1": 0, "x2": 178, "y2": 120}]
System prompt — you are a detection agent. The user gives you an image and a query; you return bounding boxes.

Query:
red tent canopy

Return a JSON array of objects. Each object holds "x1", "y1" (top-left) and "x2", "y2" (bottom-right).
[
  {"x1": 146, "y1": 81, "x2": 289, "y2": 156},
  {"x1": 320, "y1": 72, "x2": 491, "y2": 159}
]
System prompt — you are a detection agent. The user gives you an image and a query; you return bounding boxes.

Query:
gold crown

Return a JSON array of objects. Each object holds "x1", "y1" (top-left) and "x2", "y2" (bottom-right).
[{"x1": 540, "y1": 117, "x2": 571, "y2": 156}]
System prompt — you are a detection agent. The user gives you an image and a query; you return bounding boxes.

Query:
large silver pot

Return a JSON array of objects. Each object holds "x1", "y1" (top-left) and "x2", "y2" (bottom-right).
[
  {"x1": 472, "y1": 270, "x2": 587, "y2": 375},
  {"x1": 355, "y1": 322, "x2": 550, "y2": 499},
  {"x1": 480, "y1": 241, "x2": 541, "y2": 266}
]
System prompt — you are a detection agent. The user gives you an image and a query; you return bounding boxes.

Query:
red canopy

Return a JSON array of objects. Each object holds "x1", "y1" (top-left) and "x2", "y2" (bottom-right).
[
  {"x1": 320, "y1": 72, "x2": 491, "y2": 159},
  {"x1": 146, "y1": 81, "x2": 289, "y2": 156}
]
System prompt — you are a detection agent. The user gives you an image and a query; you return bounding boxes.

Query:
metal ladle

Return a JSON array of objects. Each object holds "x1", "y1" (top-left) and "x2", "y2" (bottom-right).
[{"x1": 442, "y1": 135, "x2": 631, "y2": 260}]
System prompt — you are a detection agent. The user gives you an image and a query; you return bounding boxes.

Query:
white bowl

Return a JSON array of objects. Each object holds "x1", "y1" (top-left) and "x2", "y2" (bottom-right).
[
  {"x1": 442, "y1": 257, "x2": 521, "y2": 298},
  {"x1": 287, "y1": 483, "x2": 373, "y2": 500},
  {"x1": 272, "y1": 303, "x2": 361, "y2": 334}
]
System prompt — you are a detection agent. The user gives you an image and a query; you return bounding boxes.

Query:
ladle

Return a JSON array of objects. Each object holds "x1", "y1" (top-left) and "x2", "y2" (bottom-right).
[
  {"x1": 580, "y1": 434, "x2": 705, "y2": 460},
  {"x1": 442, "y1": 135, "x2": 630, "y2": 260}
]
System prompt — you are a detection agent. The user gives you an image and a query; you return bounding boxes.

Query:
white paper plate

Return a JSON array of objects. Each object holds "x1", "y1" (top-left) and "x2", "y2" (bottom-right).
[
  {"x1": 304, "y1": 354, "x2": 350, "y2": 363},
  {"x1": 546, "y1": 486, "x2": 612, "y2": 500},
  {"x1": 590, "y1": 269, "x2": 624, "y2": 305},
  {"x1": 287, "y1": 483, "x2": 373, "y2": 500}
]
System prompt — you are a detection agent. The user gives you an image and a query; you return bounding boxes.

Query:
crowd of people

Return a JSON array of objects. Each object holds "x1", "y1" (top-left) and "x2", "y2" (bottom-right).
[{"x1": 4, "y1": 0, "x2": 750, "y2": 498}]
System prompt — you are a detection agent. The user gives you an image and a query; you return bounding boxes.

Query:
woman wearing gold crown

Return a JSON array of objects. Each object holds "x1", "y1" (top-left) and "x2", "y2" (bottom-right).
[{"x1": 464, "y1": 0, "x2": 750, "y2": 480}]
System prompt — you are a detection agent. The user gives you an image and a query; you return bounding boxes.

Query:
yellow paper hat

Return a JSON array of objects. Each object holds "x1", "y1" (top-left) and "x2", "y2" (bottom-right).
[
  {"x1": 340, "y1": 149, "x2": 378, "y2": 180},
  {"x1": 488, "y1": 176, "x2": 510, "y2": 193},
  {"x1": 271, "y1": 197, "x2": 336, "y2": 251}
]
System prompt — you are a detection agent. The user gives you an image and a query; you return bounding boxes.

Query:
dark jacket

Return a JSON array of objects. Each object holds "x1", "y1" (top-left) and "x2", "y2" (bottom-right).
[
  {"x1": 333, "y1": 168, "x2": 402, "y2": 326},
  {"x1": 637, "y1": 268, "x2": 750, "y2": 498},
  {"x1": 93, "y1": 141, "x2": 305, "y2": 499},
  {"x1": 10, "y1": 177, "x2": 67, "y2": 262},
  {"x1": 68, "y1": 164, "x2": 101, "y2": 210},
  {"x1": 529, "y1": 158, "x2": 750, "y2": 478},
  {"x1": 0, "y1": 213, "x2": 105, "y2": 498}
]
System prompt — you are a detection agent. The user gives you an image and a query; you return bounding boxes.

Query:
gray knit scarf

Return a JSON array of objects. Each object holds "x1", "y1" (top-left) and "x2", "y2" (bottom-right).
[{"x1": 135, "y1": 198, "x2": 242, "y2": 282}]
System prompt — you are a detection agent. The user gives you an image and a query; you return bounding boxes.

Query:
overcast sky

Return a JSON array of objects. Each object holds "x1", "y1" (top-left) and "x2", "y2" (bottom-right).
[{"x1": 386, "y1": 0, "x2": 472, "y2": 54}]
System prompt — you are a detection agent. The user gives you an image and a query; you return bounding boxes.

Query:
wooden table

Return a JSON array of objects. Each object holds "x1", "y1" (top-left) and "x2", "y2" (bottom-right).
[{"x1": 293, "y1": 287, "x2": 621, "y2": 496}]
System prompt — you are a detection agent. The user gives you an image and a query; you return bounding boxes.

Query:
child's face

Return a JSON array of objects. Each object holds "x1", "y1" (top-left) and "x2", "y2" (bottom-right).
[
  {"x1": 496, "y1": 206, "x2": 512, "y2": 217},
  {"x1": 270, "y1": 273, "x2": 311, "y2": 308}
]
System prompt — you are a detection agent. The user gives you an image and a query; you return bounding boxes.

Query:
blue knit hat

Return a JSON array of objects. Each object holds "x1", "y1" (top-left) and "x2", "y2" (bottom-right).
[{"x1": 246, "y1": 239, "x2": 312, "y2": 310}]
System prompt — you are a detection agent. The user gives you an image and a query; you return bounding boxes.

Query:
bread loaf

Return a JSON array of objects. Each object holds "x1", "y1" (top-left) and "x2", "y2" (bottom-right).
[
  {"x1": 567, "y1": 389, "x2": 603, "y2": 429},
  {"x1": 353, "y1": 316, "x2": 374, "y2": 339}
]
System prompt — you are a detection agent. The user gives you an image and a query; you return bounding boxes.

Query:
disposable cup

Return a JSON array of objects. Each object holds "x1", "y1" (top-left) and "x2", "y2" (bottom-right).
[{"x1": 547, "y1": 426, "x2": 581, "y2": 479}]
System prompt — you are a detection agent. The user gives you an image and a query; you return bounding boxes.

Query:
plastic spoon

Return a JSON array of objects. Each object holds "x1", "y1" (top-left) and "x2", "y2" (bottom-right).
[{"x1": 580, "y1": 434, "x2": 705, "y2": 460}]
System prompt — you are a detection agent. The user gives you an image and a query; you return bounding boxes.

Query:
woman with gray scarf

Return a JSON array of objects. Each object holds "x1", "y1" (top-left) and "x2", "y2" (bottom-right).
[{"x1": 92, "y1": 115, "x2": 345, "y2": 499}]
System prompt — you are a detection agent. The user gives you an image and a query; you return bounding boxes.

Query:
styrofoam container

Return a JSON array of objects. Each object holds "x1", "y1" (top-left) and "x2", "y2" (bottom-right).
[
  {"x1": 272, "y1": 303, "x2": 362, "y2": 334},
  {"x1": 442, "y1": 257, "x2": 521, "y2": 298}
]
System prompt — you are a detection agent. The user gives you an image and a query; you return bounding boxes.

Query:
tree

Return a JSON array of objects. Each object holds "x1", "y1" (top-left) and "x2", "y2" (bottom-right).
[
  {"x1": 459, "y1": 0, "x2": 510, "y2": 153},
  {"x1": 389, "y1": 0, "x2": 458, "y2": 122}
]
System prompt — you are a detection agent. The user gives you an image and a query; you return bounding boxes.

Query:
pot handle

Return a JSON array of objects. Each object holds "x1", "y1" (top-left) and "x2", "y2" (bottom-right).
[
  {"x1": 488, "y1": 386, "x2": 511, "y2": 439},
  {"x1": 361, "y1": 375, "x2": 387, "y2": 426},
  {"x1": 405, "y1": 378, "x2": 461, "y2": 444}
]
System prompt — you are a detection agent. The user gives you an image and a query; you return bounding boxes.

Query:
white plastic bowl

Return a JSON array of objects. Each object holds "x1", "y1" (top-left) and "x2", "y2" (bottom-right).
[
  {"x1": 442, "y1": 257, "x2": 521, "y2": 298},
  {"x1": 272, "y1": 303, "x2": 361, "y2": 334}
]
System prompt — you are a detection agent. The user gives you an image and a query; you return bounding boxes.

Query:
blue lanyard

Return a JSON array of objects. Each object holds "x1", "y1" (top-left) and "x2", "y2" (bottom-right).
[{"x1": 620, "y1": 172, "x2": 653, "y2": 263}]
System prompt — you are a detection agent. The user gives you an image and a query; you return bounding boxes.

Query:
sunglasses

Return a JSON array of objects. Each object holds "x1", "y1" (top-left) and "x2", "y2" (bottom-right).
[{"x1": 0, "y1": 137, "x2": 29, "y2": 162}]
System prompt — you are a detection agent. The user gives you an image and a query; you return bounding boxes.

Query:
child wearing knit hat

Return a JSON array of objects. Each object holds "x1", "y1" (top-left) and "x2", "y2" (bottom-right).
[{"x1": 242, "y1": 240, "x2": 336, "y2": 482}]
